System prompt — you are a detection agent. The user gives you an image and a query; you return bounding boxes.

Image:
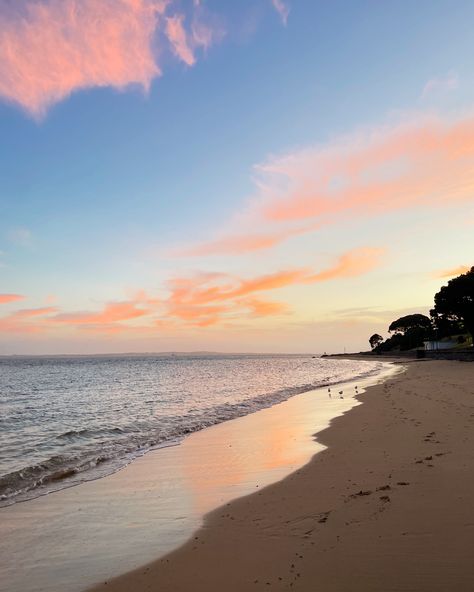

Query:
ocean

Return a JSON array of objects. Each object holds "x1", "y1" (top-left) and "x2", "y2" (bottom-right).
[{"x1": 0, "y1": 354, "x2": 383, "y2": 507}]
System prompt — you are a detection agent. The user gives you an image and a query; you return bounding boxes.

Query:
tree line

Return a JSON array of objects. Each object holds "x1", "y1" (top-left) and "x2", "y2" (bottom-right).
[{"x1": 369, "y1": 266, "x2": 474, "y2": 352}]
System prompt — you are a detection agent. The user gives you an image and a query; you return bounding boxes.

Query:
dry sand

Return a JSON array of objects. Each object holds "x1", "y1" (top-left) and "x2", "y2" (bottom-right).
[{"x1": 90, "y1": 360, "x2": 474, "y2": 592}]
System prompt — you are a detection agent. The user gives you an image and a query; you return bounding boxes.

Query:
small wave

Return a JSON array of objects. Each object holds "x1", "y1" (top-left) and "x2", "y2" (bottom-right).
[
  {"x1": 0, "y1": 357, "x2": 385, "y2": 507},
  {"x1": 56, "y1": 429, "x2": 90, "y2": 440}
]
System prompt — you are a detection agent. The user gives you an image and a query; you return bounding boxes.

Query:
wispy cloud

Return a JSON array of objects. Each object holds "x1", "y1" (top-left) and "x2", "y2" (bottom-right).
[
  {"x1": 0, "y1": 306, "x2": 57, "y2": 333},
  {"x1": 421, "y1": 72, "x2": 459, "y2": 99},
  {"x1": 271, "y1": 0, "x2": 290, "y2": 25},
  {"x1": 180, "y1": 113, "x2": 474, "y2": 257},
  {"x1": 191, "y1": 1, "x2": 225, "y2": 51},
  {"x1": 0, "y1": 247, "x2": 384, "y2": 333},
  {"x1": 434, "y1": 265, "x2": 471, "y2": 279},
  {"x1": 305, "y1": 247, "x2": 385, "y2": 283},
  {"x1": 0, "y1": 294, "x2": 25, "y2": 305},
  {"x1": 166, "y1": 14, "x2": 196, "y2": 66},
  {"x1": 163, "y1": 246, "x2": 384, "y2": 326},
  {"x1": 6, "y1": 227, "x2": 33, "y2": 247},
  {"x1": 53, "y1": 301, "x2": 150, "y2": 326},
  {"x1": 259, "y1": 115, "x2": 474, "y2": 223},
  {"x1": 174, "y1": 223, "x2": 319, "y2": 257}
]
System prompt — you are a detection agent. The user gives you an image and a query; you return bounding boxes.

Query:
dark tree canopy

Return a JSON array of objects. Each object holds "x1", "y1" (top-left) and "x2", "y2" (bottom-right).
[
  {"x1": 431, "y1": 266, "x2": 474, "y2": 339},
  {"x1": 430, "y1": 311, "x2": 464, "y2": 339},
  {"x1": 375, "y1": 332, "x2": 404, "y2": 352},
  {"x1": 388, "y1": 314, "x2": 432, "y2": 335},
  {"x1": 369, "y1": 334, "x2": 384, "y2": 350}
]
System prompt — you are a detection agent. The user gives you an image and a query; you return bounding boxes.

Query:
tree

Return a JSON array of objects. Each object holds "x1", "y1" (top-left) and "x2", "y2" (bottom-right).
[
  {"x1": 431, "y1": 266, "x2": 474, "y2": 341},
  {"x1": 430, "y1": 311, "x2": 464, "y2": 339},
  {"x1": 387, "y1": 314, "x2": 432, "y2": 350},
  {"x1": 376, "y1": 332, "x2": 404, "y2": 352},
  {"x1": 369, "y1": 334, "x2": 384, "y2": 350},
  {"x1": 388, "y1": 314, "x2": 432, "y2": 334}
]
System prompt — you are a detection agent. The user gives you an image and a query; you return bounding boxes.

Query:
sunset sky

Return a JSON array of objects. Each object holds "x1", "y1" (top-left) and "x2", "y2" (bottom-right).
[{"x1": 1, "y1": 0, "x2": 474, "y2": 354}]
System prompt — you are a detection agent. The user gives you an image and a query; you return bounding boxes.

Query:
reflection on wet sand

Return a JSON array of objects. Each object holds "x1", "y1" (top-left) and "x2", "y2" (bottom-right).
[{"x1": 0, "y1": 369, "x2": 393, "y2": 592}]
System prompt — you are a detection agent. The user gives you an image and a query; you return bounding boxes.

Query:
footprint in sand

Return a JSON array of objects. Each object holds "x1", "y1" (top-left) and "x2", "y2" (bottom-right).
[
  {"x1": 318, "y1": 511, "x2": 331, "y2": 523},
  {"x1": 349, "y1": 490, "x2": 373, "y2": 499}
]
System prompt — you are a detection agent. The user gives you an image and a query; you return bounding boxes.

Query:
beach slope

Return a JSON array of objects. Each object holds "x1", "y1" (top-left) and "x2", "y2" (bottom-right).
[{"x1": 90, "y1": 360, "x2": 474, "y2": 592}]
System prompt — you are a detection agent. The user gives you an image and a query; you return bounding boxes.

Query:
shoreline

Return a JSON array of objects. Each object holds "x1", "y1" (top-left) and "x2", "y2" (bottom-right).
[
  {"x1": 0, "y1": 360, "x2": 392, "y2": 592},
  {"x1": 90, "y1": 359, "x2": 474, "y2": 592},
  {"x1": 1, "y1": 356, "x2": 383, "y2": 510},
  {"x1": 0, "y1": 354, "x2": 384, "y2": 510}
]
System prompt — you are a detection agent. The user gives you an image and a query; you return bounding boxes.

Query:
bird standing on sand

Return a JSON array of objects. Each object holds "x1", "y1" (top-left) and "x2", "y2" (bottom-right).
[
  {"x1": 339, "y1": 390, "x2": 344, "y2": 399},
  {"x1": 328, "y1": 388, "x2": 332, "y2": 399}
]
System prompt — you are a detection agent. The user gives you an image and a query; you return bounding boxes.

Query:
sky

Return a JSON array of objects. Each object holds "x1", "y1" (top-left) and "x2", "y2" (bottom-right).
[{"x1": 1, "y1": 0, "x2": 474, "y2": 355}]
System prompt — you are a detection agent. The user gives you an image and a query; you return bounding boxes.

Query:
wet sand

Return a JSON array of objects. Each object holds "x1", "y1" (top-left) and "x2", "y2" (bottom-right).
[{"x1": 90, "y1": 360, "x2": 474, "y2": 592}]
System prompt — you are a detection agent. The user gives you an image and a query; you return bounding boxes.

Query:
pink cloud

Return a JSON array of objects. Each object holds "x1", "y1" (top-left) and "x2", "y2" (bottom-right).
[
  {"x1": 191, "y1": 1, "x2": 225, "y2": 51},
  {"x1": 186, "y1": 232, "x2": 285, "y2": 256},
  {"x1": 421, "y1": 72, "x2": 459, "y2": 99},
  {"x1": 0, "y1": 0, "x2": 167, "y2": 119},
  {"x1": 0, "y1": 294, "x2": 25, "y2": 304},
  {"x1": 271, "y1": 0, "x2": 290, "y2": 25},
  {"x1": 260, "y1": 116, "x2": 474, "y2": 223},
  {"x1": 165, "y1": 13, "x2": 196, "y2": 66},
  {"x1": 176, "y1": 223, "x2": 319, "y2": 257},
  {"x1": 181, "y1": 114, "x2": 474, "y2": 257},
  {"x1": 0, "y1": 0, "x2": 224, "y2": 118}
]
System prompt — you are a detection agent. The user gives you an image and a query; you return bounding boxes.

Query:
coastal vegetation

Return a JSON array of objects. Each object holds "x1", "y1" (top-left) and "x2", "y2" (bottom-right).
[{"x1": 370, "y1": 266, "x2": 474, "y2": 352}]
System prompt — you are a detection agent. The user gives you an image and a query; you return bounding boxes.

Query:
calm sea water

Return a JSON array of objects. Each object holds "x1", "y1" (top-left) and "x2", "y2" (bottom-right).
[{"x1": 0, "y1": 354, "x2": 383, "y2": 506}]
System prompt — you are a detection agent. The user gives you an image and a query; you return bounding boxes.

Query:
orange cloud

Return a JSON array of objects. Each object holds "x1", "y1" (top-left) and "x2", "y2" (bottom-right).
[
  {"x1": 0, "y1": 0, "x2": 167, "y2": 118},
  {"x1": 435, "y1": 265, "x2": 471, "y2": 279},
  {"x1": 164, "y1": 246, "x2": 383, "y2": 326},
  {"x1": 53, "y1": 301, "x2": 149, "y2": 326},
  {"x1": 0, "y1": 247, "x2": 383, "y2": 335},
  {"x1": 14, "y1": 307, "x2": 58, "y2": 318},
  {"x1": 0, "y1": 299, "x2": 155, "y2": 335},
  {"x1": 0, "y1": 306, "x2": 57, "y2": 333},
  {"x1": 305, "y1": 247, "x2": 385, "y2": 283},
  {"x1": 0, "y1": 294, "x2": 25, "y2": 304},
  {"x1": 240, "y1": 298, "x2": 289, "y2": 317},
  {"x1": 181, "y1": 114, "x2": 474, "y2": 257}
]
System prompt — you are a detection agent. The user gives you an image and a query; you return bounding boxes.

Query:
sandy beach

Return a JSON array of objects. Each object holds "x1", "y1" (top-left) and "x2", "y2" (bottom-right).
[{"x1": 90, "y1": 360, "x2": 474, "y2": 592}]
